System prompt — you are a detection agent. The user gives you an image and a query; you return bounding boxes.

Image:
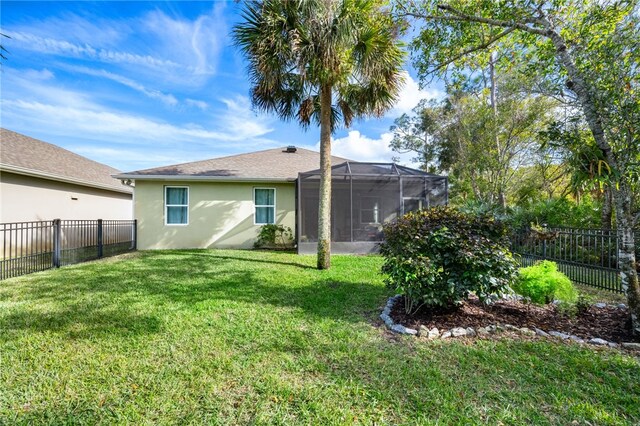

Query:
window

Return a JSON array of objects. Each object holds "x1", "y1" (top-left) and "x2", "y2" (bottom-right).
[
  {"x1": 254, "y1": 188, "x2": 275, "y2": 224},
  {"x1": 165, "y1": 186, "x2": 189, "y2": 225},
  {"x1": 360, "y1": 197, "x2": 380, "y2": 224}
]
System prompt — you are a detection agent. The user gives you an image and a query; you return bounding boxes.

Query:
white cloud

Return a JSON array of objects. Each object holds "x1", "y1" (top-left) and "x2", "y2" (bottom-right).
[
  {"x1": 186, "y1": 99, "x2": 209, "y2": 110},
  {"x1": 22, "y1": 68, "x2": 55, "y2": 81},
  {"x1": 219, "y1": 96, "x2": 274, "y2": 140},
  {"x1": 141, "y1": 6, "x2": 225, "y2": 77},
  {"x1": 5, "y1": 5, "x2": 227, "y2": 87},
  {"x1": 2, "y1": 98, "x2": 271, "y2": 145},
  {"x1": 390, "y1": 71, "x2": 443, "y2": 116},
  {"x1": 66, "y1": 66, "x2": 178, "y2": 106},
  {"x1": 317, "y1": 130, "x2": 416, "y2": 165},
  {"x1": 10, "y1": 32, "x2": 183, "y2": 70},
  {"x1": 70, "y1": 146, "x2": 195, "y2": 169}
]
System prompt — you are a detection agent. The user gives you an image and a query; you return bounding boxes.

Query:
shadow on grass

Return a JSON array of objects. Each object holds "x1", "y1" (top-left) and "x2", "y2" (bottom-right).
[{"x1": 0, "y1": 250, "x2": 387, "y2": 339}]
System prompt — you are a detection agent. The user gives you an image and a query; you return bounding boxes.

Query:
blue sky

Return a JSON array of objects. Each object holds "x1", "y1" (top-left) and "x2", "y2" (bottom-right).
[{"x1": 1, "y1": 1, "x2": 442, "y2": 172}]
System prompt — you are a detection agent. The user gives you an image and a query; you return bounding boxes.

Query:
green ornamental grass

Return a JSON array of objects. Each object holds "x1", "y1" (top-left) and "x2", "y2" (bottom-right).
[{"x1": 514, "y1": 260, "x2": 578, "y2": 304}]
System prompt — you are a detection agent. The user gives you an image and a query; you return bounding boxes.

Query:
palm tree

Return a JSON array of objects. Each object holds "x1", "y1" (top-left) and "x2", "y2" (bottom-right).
[{"x1": 233, "y1": 0, "x2": 405, "y2": 269}]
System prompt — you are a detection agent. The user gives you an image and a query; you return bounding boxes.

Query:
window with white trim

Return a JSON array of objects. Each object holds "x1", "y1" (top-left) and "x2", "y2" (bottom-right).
[
  {"x1": 165, "y1": 186, "x2": 189, "y2": 225},
  {"x1": 254, "y1": 188, "x2": 275, "y2": 224}
]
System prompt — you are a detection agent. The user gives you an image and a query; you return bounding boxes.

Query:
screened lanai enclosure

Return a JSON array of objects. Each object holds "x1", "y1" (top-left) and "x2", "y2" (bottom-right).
[{"x1": 297, "y1": 162, "x2": 448, "y2": 254}]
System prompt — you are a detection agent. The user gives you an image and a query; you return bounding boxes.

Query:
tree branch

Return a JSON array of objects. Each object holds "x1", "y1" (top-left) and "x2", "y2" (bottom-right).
[
  {"x1": 431, "y1": 27, "x2": 516, "y2": 72},
  {"x1": 435, "y1": 4, "x2": 547, "y2": 36}
]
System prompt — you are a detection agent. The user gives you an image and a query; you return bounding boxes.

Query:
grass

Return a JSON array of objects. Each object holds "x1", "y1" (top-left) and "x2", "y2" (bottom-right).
[{"x1": 1, "y1": 250, "x2": 638, "y2": 425}]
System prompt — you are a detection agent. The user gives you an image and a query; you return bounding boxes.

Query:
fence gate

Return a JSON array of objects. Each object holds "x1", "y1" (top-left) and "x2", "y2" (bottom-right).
[{"x1": 1, "y1": 219, "x2": 137, "y2": 280}]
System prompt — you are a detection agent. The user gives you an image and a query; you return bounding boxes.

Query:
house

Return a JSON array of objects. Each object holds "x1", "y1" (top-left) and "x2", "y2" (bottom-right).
[
  {"x1": 115, "y1": 146, "x2": 448, "y2": 254},
  {"x1": 0, "y1": 128, "x2": 133, "y2": 222}
]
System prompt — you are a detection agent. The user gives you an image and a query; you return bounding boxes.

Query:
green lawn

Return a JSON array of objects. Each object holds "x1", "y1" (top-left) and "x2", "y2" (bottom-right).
[{"x1": 1, "y1": 250, "x2": 638, "y2": 425}]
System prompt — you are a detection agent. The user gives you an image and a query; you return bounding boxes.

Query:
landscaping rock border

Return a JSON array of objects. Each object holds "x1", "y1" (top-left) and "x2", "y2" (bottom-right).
[{"x1": 380, "y1": 295, "x2": 639, "y2": 351}]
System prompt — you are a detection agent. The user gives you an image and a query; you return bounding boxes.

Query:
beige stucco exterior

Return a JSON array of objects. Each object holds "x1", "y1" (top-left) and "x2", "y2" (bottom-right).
[
  {"x1": 134, "y1": 180, "x2": 296, "y2": 249},
  {"x1": 0, "y1": 171, "x2": 133, "y2": 222}
]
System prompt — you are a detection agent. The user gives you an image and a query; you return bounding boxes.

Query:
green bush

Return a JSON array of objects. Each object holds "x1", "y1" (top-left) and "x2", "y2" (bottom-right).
[
  {"x1": 380, "y1": 206, "x2": 519, "y2": 314},
  {"x1": 507, "y1": 196, "x2": 602, "y2": 230},
  {"x1": 254, "y1": 224, "x2": 294, "y2": 249},
  {"x1": 513, "y1": 260, "x2": 577, "y2": 304}
]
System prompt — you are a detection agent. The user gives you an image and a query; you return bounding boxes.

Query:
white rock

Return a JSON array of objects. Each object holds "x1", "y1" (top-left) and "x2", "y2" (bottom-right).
[
  {"x1": 608, "y1": 342, "x2": 619, "y2": 348},
  {"x1": 569, "y1": 335, "x2": 585, "y2": 344},
  {"x1": 588, "y1": 338, "x2": 609, "y2": 345},
  {"x1": 549, "y1": 331, "x2": 570, "y2": 340},
  {"x1": 534, "y1": 328, "x2": 550, "y2": 337},
  {"x1": 519, "y1": 327, "x2": 536, "y2": 336},
  {"x1": 622, "y1": 342, "x2": 640, "y2": 350},
  {"x1": 594, "y1": 302, "x2": 607, "y2": 309},
  {"x1": 391, "y1": 324, "x2": 417, "y2": 335},
  {"x1": 441, "y1": 331, "x2": 452, "y2": 339},
  {"x1": 617, "y1": 303, "x2": 627, "y2": 309},
  {"x1": 451, "y1": 327, "x2": 468, "y2": 337},
  {"x1": 427, "y1": 327, "x2": 440, "y2": 340},
  {"x1": 504, "y1": 324, "x2": 520, "y2": 332},
  {"x1": 465, "y1": 327, "x2": 476, "y2": 337},
  {"x1": 418, "y1": 325, "x2": 429, "y2": 337},
  {"x1": 486, "y1": 325, "x2": 497, "y2": 333},
  {"x1": 477, "y1": 327, "x2": 490, "y2": 336}
]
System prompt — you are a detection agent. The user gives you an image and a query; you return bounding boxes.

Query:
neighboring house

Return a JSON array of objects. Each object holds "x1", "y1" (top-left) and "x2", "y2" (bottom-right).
[
  {"x1": 115, "y1": 146, "x2": 448, "y2": 254},
  {"x1": 0, "y1": 128, "x2": 133, "y2": 222}
]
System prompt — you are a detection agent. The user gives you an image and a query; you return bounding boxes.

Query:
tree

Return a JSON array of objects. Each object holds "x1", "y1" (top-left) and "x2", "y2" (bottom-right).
[
  {"x1": 390, "y1": 77, "x2": 556, "y2": 207},
  {"x1": 233, "y1": 0, "x2": 404, "y2": 269},
  {"x1": 399, "y1": 0, "x2": 640, "y2": 334}
]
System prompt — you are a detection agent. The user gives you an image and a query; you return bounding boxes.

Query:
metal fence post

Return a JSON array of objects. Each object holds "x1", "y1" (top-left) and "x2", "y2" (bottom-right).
[
  {"x1": 97, "y1": 219, "x2": 103, "y2": 258},
  {"x1": 52, "y1": 219, "x2": 61, "y2": 268},
  {"x1": 132, "y1": 219, "x2": 137, "y2": 250}
]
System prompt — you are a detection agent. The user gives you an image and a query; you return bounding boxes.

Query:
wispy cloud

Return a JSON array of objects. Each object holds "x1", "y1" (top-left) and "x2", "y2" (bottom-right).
[
  {"x1": 3, "y1": 98, "x2": 272, "y2": 145},
  {"x1": 186, "y1": 99, "x2": 209, "y2": 110},
  {"x1": 65, "y1": 66, "x2": 179, "y2": 106},
  {"x1": 10, "y1": 32, "x2": 184, "y2": 70},
  {"x1": 4, "y1": 4, "x2": 227, "y2": 87}
]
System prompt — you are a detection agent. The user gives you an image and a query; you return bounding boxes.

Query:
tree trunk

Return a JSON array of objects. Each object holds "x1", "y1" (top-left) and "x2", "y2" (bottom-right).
[
  {"x1": 614, "y1": 183, "x2": 640, "y2": 335},
  {"x1": 317, "y1": 84, "x2": 332, "y2": 270},
  {"x1": 601, "y1": 186, "x2": 613, "y2": 230},
  {"x1": 542, "y1": 22, "x2": 640, "y2": 334},
  {"x1": 489, "y1": 52, "x2": 507, "y2": 211}
]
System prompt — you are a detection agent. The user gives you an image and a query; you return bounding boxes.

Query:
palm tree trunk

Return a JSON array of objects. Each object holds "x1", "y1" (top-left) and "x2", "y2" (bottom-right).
[{"x1": 317, "y1": 84, "x2": 332, "y2": 269}]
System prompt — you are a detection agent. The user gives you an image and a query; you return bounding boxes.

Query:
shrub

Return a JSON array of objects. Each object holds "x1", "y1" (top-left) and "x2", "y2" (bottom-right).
[
  {"x1": 513, "y1": 260, "x2": 577, "y2": 304},
  {"x1": 380, "y1": 206, "x2": 519, "y2": 314},
  {"x1": 254, "y1": 224, "x2": 294, "y2": 249}
]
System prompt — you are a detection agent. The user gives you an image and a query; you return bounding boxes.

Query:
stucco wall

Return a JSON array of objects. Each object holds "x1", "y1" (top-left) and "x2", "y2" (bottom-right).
[
  {"x1": 0, "y1": 171, "x2": 133, "y2": 222},
  {"x1": 134, "y1": 180, "x2": 296, "y2": 249}
]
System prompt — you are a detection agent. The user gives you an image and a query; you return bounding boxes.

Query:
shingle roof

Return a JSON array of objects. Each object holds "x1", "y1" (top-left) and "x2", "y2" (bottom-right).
[
  {"x1": 116, "y1": 147, "x2": 350, "y2": 181},
  {"x1": 0, "y1": 128, "x2": 132, "y2": 193}
]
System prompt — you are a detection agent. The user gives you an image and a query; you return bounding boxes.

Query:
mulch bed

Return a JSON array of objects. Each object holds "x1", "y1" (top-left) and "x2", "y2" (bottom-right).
[{"x1": 390, "y1": 296, "x2": 638, "y2": 343}]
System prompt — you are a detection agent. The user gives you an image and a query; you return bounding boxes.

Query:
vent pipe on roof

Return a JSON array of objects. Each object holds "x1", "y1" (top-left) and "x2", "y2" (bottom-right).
[{"x1": 285, "y1": 146, "x2": 297, "y2": 153}]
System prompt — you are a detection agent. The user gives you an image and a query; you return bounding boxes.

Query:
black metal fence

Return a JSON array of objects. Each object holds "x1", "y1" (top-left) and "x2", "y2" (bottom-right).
[
  {"x1": 1, "y1": 219, "x2": 137, "y2": 280},
  {"x1": 511, "y1": 227, "x2": 640, "y2": 293}
]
